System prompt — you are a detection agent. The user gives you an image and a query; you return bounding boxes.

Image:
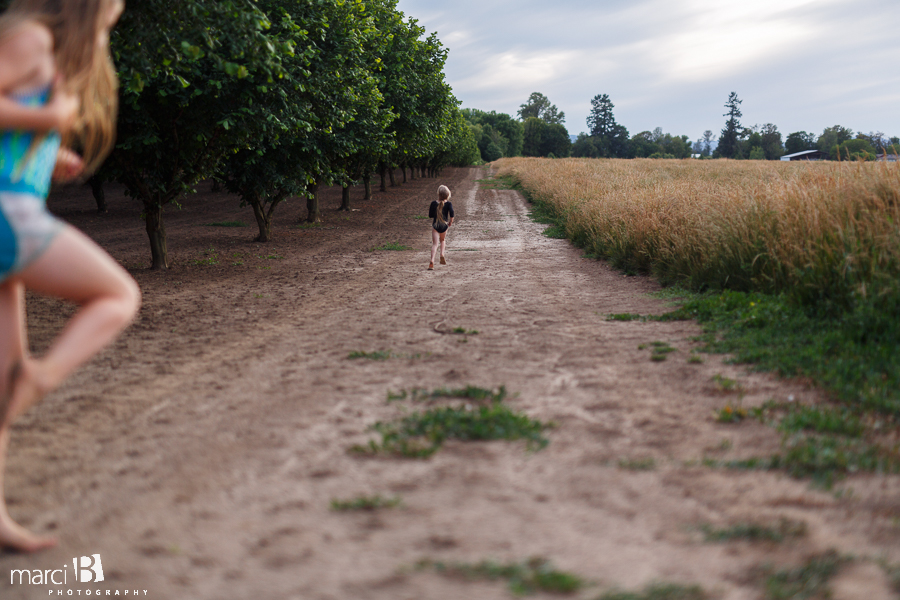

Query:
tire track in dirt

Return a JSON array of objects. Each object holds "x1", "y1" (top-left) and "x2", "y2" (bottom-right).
[{"x1": 2, "y1": 167, "x2": 898, "y2": 599}]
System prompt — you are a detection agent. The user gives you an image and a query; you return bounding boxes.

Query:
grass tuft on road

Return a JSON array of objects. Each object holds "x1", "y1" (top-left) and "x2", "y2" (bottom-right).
[
  {"x1": 354, "y1": 386, "x2": 548, "y2": 458},
  {"x1": 420, "y1": 557, "x2": 583, "y2": 596}
]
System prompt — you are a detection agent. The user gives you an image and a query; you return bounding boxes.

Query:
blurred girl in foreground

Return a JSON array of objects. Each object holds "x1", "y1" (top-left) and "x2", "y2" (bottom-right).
[{"x1": 0, "y1": 0, "x2": 140, "y2": 552}]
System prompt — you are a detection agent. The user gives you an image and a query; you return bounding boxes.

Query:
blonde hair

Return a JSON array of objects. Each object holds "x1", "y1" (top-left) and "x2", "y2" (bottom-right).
[
  {"x1": 436, "y1": 185, "x2": 451, "y2": 224},
  {"x1": 0, "y1": 0, "x2": 119, "y2": 174}
]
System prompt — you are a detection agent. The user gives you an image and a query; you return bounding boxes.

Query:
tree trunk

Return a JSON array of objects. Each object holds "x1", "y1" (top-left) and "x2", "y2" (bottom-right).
[
  {"x1": 402, "y1": 165, "x2": 407, "y2": 183},
  {"x1": 305, "y1": 180, "x2": 320, "y2": 223},
  {"x1": 389, "y1": 167, "x2": 396, "y2": 187},
  {"x1": 144, "y1": 203, "x2": 168, "y2": 270},
  {"x1": 89, "y1": 176, "x2": 106, "y2": 213},
  {"x1": 409, "y1": 165, "x2": 416, "y2": 180},
  {"x1": 338, "y1": 185, "x2": 351, "y2": 211},
  {"x1": 363, "y1": 172, "x2": 372, "y2": 200},
  {"x1": 249, "y1": 196, "x2": 271, "y2": 242},
  {"x1": 379, "y1": 163, "x2": 386, "y2": 192}
]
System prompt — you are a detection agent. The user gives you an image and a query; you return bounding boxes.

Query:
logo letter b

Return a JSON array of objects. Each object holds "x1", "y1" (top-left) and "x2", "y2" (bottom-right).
[{"x1": 77, "y1": 555, "x2": 104, "y2": 583}]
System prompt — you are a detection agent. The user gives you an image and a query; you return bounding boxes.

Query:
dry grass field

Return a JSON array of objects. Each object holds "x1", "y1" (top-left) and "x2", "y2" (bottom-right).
[{"x1": 494, "y1": 157, "x2": 900, "y2": 310}]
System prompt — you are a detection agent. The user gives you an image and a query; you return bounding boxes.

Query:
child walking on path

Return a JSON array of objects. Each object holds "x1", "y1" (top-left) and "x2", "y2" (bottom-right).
[
  {"x1": 427, "y1": 185, "x2": 454, "y2": 270},
  {"x1": 0, "y1": 0, "x2": 140, "y2": 552}
]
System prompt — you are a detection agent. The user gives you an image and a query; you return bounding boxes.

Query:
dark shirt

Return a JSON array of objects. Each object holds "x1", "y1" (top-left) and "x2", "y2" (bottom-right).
[{"x1": 429, "y1": 201, "x2": 454, "y2": 225}]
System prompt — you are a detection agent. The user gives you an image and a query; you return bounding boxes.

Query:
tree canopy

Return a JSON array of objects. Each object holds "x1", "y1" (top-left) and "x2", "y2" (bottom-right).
[{"x1": 517, "y1": 92, "x2": 565, "y2": 125}]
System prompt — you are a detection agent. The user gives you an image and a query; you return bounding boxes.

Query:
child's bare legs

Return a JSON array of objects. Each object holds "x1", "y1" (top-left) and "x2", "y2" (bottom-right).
[
  {"x1": 439, "y1": 231, "x2": 447, "y2": 262},
  {"x1": 0, "y1": 282, "x2": 51, "y2": 552},
  {"x1": 0, "y1": 225, "x2": 140, "y2": 552},
  {"x1": 430, "y1": 228, "x2": 440, "y2": 265}
]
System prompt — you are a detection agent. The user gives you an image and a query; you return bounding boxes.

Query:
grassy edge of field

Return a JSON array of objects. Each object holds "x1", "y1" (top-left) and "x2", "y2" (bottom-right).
[{"x1": 492, "y1": 168, "x2": 900, "y2": 485}]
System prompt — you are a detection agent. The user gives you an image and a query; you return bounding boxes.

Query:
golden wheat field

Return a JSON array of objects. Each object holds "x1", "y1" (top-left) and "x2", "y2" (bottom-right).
[{"x1": 494, "y1": 157, "x2": 900, "y2": 305}]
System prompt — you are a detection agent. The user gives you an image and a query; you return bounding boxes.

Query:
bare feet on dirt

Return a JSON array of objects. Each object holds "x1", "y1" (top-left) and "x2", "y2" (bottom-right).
[{"x1": 0, "y1": 510, "x2": 58, "y2": 553}]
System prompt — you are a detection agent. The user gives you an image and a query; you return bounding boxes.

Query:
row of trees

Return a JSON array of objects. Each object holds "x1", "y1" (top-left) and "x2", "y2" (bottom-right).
[{"x1": 91, "y1": 0, "x2": 476, "y2": 268}]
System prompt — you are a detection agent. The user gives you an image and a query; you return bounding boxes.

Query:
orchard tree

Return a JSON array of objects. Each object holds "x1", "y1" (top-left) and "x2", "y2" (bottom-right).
[
  {"x1": 373, "y1": 9, "x2": 455, "y2": 186},
  {"x1": 107, "y1": 0, "x2": 292, "y2": 269},
  {"x1": 717, "y1": 92, "x2": 743, "y2": 158},
  {"x1": 517, "y1": 92, "x2": 565, "y2": 125}
]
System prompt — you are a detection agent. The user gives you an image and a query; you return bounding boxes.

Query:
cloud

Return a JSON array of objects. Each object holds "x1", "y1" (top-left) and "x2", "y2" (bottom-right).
[
  {"x1": 454, "y1": 49, "x2": 589, "y2": 94},
  {"x1": 395, "y1": 0, "x2": 900, "y2": 138}
]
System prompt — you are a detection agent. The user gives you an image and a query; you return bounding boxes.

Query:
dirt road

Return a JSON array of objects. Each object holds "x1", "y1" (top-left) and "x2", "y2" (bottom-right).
[{"x1": 2, "y1": 167, "x2": 898, "y2": 599}]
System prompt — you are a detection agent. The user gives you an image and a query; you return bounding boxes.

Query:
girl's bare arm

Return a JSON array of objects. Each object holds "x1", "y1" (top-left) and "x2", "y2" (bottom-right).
[{"x1": 0, "y1": 22, "x2": 78, "y2": 132}]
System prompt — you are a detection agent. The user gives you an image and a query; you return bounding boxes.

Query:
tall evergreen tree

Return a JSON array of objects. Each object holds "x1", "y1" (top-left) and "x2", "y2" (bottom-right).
[
  {"x1": 587, "y1": 94, "x2": 616, "y2": 139},
  {"x1": 718, "y1": 92, "x2": 743, "y2": 159},
  {"x1": 586, "y1": 94, "x2": 628, "y2": 157}
]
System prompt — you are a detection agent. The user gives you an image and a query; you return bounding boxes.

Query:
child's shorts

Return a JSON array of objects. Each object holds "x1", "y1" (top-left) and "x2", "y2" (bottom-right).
[{"x1": 0, "y1": 191, "x2": 63, "y2": 283}]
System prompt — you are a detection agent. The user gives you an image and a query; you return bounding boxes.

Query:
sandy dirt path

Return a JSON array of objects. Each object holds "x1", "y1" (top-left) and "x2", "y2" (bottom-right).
[{"x1": 2, "y1": 167, "x2": 898, "y2": 599}]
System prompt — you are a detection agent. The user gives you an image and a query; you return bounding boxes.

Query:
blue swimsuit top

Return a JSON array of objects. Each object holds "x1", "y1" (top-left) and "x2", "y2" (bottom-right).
[{"x1": 0, "y1": 86, "x2": 61, "y2": 198}]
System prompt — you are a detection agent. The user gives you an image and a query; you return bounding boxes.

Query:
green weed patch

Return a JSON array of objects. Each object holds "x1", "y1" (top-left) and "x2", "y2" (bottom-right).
[
  {"x1": 354, "y1": 386, "x2": 548, "y2": 458},
  {"x1": 419, "y1": 557, "x2": 582, "y2": 596},
  {"x1": 193, "y1": 248, "x2": 219, "y2": 265},
  {"x1": 751, "y1": 401, "x2": 865, "y2": 437},
  {"x1": 607, "y1": 313, "x2": 644, "y2": 321},
  {"x1": 475, "y1": 175, "x2": 518, "y2": 190},
  {"x1": 618, "y1": 458, "x2": 656, "y2": 471},
  {"x1": 716, "y1": 404, "x2": 748, "y2": 423},
  {"x1": 452, "y1": 326, "x2": 479, "y2": 335},
  {"x1": 370, "y1": 242, "x2": 411, "y2": 251},
  {"x1": 348, "y1": 350, "x2": 393, "y2": 360},
  {"x1": 598, "y1": 583, "x2": 708, "y2": 600},
  {"x1": 330, "y1": 495, "x2": 401, "y2": 511},
  {"x1": 387, "y1": 385, "x2": 507, "y2": 404},
  {"x1": 700, "y1": 518, "x2": 806, "y2": 543},
  {"x1": 666, "y1": 289, "x2": 900, "y2": 417},
  {"x1": 759, "y1": 550, "x2": 846, "y2": 600}
]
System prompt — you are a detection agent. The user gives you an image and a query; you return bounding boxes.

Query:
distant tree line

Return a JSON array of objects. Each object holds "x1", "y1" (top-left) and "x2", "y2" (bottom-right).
[
  {"x1": 462, "y1": 88, "x2": 898, "y2": 165},
  {"x1": 712, "y1": 92, "x2": 898, "y2": 161},
  {"x1": 462, "y1": 92, "x2": 572, "y2": 162}
]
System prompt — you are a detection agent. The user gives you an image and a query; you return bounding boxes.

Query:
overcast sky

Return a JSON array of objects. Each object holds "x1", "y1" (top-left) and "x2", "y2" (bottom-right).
[{"x1": 394, "y1": 0, "x2": 900, "y2": 143}]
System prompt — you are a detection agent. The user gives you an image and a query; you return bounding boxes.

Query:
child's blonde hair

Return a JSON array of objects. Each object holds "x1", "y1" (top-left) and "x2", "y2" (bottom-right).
[
  {"x1": 0, "y1": 0, "x2": 119, "y2": 173},
  {"x1": 436, "y1": 185, "x2": 451, "y2": 224}
]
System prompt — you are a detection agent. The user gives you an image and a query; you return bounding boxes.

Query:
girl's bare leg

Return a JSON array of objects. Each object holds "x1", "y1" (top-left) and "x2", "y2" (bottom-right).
[
  {"x1": 430, "y1": 229, "x2": 440, "y2": 265},
  {"x1": 0, "y1": 225, "x2": 140, "y2": 552},
  {"x1": 0, "y1": 281, "x2": 54, "y2": 551},
  {"x1": 439, "y1": 231, "x2": 447, "y2": 261}
]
